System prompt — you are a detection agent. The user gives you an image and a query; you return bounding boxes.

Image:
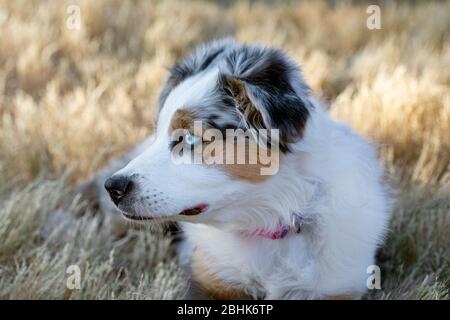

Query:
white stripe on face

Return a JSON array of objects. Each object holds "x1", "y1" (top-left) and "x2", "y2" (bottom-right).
[{"x1": 156, "y1": 66, "x2": 220, "y2": 139}]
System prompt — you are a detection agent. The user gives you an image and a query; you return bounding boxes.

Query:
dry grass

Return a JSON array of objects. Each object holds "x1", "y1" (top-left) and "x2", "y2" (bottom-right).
[{"x1": 0, "y1": 0, "x2": 448, "y2": 299}]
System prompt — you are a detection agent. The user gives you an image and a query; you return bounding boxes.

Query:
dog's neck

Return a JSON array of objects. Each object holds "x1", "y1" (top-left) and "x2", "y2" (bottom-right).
[
  {"x1": 234, "y1": 178, "x2": 324, "y2": 240},
  {"x1": 238, "y1": 212, "x2": 304, "y2": 240},
  {"x1": 201, "y1": 176, "x2": 324, "y2": 240}
]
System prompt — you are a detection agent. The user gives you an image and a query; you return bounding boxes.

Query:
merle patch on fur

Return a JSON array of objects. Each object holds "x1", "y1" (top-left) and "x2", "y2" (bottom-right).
[
  {"x1": 158, "y1": 38, "x2": 312, "y2": 151},
  {"x1": 157, "y1": 40, "x2": 229, "y2": 115}
]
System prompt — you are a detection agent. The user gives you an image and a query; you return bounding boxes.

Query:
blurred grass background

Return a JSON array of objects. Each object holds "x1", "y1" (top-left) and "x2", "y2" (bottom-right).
[{"x1": 0, "y1": 0, "x2": 448, "y2": 299}]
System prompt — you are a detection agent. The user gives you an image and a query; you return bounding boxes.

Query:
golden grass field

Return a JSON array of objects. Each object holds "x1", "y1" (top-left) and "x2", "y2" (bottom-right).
[{"x1": 0, "y1": 0, "x2": 448, "y2": 299}]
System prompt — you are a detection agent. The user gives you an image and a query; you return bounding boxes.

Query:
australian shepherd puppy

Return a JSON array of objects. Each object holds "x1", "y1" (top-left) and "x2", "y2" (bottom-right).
[{"x1": 95, "y1": 38, "x2": 390, "y2": 299}]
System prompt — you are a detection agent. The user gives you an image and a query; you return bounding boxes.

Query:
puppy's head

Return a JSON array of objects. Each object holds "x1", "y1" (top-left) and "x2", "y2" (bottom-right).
[{"x1": 105, "y1": 39, "x2": 312, "y2": 225}]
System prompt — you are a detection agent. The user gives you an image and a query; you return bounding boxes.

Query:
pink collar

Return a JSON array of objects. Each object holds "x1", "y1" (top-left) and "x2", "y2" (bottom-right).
[
  {"x1": 240, "y1": 213, "x2": 304, "y2": 240},
  {"x1": 241, "y1": 179, "x2": 322, "y2": 240}
]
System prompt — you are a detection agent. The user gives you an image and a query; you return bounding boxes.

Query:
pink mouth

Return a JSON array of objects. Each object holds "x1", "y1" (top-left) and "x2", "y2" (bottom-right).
[
  {"x1": 122, "y1": 204, "x2": 209, "y2": 220},
  {"x1": 179, "y1": 204, "x2": 209, "y2": 216}
]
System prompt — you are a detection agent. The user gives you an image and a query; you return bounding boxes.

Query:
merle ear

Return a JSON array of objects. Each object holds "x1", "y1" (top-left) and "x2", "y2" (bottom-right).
[{"x1": 222, "y1": 73, "x2": 310, "y2": 145}]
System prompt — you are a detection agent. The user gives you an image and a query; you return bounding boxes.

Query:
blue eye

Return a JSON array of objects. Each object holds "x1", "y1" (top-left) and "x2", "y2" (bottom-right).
[{"x1": 185, "y1": 133, "x2": 200, "y2": 145}]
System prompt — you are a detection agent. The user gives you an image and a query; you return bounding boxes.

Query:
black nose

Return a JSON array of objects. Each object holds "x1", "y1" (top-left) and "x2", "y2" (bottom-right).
[{"x1": 104, "y1": 175, "x2": 134, "y2": 205}]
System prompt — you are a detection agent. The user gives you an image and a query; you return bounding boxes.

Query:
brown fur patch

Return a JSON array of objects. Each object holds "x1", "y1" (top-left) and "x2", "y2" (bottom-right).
[
  {"x1": 225, "y1": 76, "x2": 265, "y2": 129},
  {"x1": 169, "y1": 108, "x2": 278, "y2": 183},
  {"x1": 191, "y1": 250, "x2": 250, "y2": 300},
  {"x1": 221, "y1": 162, "x2": 271, "y2": 183},
  {"x1": 169, "y1": 108, "x2": 198, "y2": 132},
  {"x1": 323, "y1": 292, "x2": 360, "y2": 300},
  {"x1": 217, "y1": 135, "x2": 278, "y2": 183}
]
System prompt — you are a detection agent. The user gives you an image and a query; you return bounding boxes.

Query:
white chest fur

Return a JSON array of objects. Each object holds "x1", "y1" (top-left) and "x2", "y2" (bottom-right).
[{"x1": 182, "y1": 223, "x2": 320, "y2": 299}]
